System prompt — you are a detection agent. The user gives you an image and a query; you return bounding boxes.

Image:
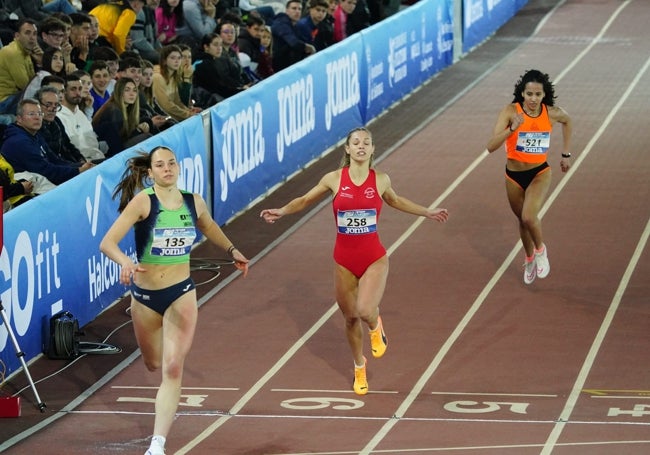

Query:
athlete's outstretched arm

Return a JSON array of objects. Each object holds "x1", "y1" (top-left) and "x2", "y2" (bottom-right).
[
  {"x1": 380, "y1": 174, "x2": 449, "y2": 222},
  {"x1": 260, "y1": 171, "x2": 337, "y2": 223}
]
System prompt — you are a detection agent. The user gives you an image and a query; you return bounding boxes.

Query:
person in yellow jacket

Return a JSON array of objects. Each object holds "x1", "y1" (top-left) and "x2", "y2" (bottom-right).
[
  {"x1": 90, "y1": 0, "x2": 146, "y2": 55},
  {"x1": 0, "y1": 19, "x2": 41, "y2": 116},
  {"x1": 0, "y1": 155, "x2": 35, "y2": 210}
]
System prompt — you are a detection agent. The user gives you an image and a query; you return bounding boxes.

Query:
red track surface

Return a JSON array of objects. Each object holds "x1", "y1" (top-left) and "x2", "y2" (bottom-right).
[{"x1": 2, "y1": 0, "x2": 649, "y2": 453}]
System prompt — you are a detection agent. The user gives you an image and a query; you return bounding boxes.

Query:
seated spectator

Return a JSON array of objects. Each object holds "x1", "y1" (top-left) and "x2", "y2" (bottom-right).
[
  {"x1": 40, "y1": 74, "x2": 66, "y2": 97},
  {"x1": 0, "y1": 155, "x2": 35, "y2": 211},
  {"x1": 237, "y1": 15, "x2": 263, "y2": 71},
  {"x1": 180, "y1": 0, "x2": 217, "y2": 48},
  {"x1": 1, "y1": 99, "x2": 93, "y2": 191},
  {"x1": 256, "y1": 25, "x2": 274, "y2": 80},
  {"x1": 69, "y1": 13, "x2": 94, "y2": 71},
  {"x1": 218, "y1": 21, "x2": 255, "y2": 86},
  {"x1": 90, "y1": 0, "x2": 146, "y2": 55},
  {"x1": 0, "y1": 19, "x2": 40, "y2": 120},
  {"x1": 70, "y1": 69, "x2": 95, "y2": 119},
  {"x1": 155, "y1": 0, "x2": 188, "y2": 46},
  {"x1": 88, "y1": 59, "x2": 112, "y2": 112},
  {"x1": 271, "y1": 0, "x2": 315, "y2": 72},
  {"x1": 130, "y1": 0, "x2": 162, "y2": 63},
  {"x1": 138, "y1": 58, "x2": 172, "y2": 131},
  {"x1": 24, "y1": 47, "x2": 67, "y2": 100},
  {"x1": 117, "y1": 56, "x2": 143, "y2": 82},
  {"x1": 92, "y1": 76, "x2": 150, "y2": 157},
  {"x1": 152, "y1": 44, "x2": 200, "y2": 121},
  {"x1": 38, "y1": 16, "x2": 71, "y2": 57},
  {"x1": 191, "y1": 33, "x2": 227, "y2": 106},
  {"x1": 178, "y1": 43, "x2": 193, "y2": 106},
  {"x1": 86, "y1": 13, "x2": 114, "y2": 58},
  {"x1": 90, "y1": 46, "x2": 120, "y2": 93},
  {"x1": 296, "y1": 0, "x2": 333, "y2": 51},
  {"x1": 36, "y1": 85, "x2": 91, "y2": 165},
  {"x1": 57, "y1": 74, "x2": 106, "y2": 161},
  {"x1": 333, "y1": 0, "x2": 369, "y2": 43},
  {"x1": 50, "y1": 13, "x2": 75, "y2": 48}
]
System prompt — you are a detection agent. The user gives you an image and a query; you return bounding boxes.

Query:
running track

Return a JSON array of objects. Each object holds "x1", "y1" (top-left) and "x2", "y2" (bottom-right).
[{"x1": 2, "y1": 0, "x2": 649, "y2": 453}]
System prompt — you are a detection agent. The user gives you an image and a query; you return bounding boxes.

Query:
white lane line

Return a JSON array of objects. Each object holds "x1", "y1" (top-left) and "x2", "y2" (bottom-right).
[
  {"x1": 430, "y1": 391, "x2": 557, "y2": 398},
  {"x1": 272, "y1": 439, "x2": 650, "y2": 455},
  {"x1": 542, "y1": 124, "x2": 650, "y2": 455},
  {"x1": 180, "y1": 2, "x2": 645, "y2": 454},
  {"x1": 360, "y1": 2, "x2": 642, "y2": 454},
  {"x1": 175, "y1": 17, "x2": 527, "y2": 455}
]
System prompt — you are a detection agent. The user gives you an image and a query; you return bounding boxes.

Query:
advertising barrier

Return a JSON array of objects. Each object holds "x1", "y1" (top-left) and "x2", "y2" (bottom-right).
[
  {"x1": 463, "y1": 0, "x2": 528, "y2": 53},
  {"x1": 0, "y1": 0, "x2": 524, "y2": 377},
  {"x1": 0, "y1": 115, "x2": 208, "y2": 374}
]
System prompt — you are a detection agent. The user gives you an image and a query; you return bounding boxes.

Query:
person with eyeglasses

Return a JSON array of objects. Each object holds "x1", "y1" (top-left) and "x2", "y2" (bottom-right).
[
  {"x1": 38, "y1": 16, "x2": 69, "y2": 53},
  {"x1": 0, "y1": 99, "x2": 93, "y2": 193},
  {"x1": 211, "y1": 21, "x2": 255, "y2": 93},
  {"x1": 36, "y1": 85, "x2": 91, "y2": 166}
]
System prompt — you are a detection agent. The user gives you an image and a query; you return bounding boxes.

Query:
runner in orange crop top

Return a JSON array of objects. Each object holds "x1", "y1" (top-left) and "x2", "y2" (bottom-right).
[
  {"x1": 505, "y1": 103, "x2": 553, "y2": 164},
  {"x1": 486, "y1": 69, "x2": 573, "y2": 285},
  {"x1": 261, "y1": 127, "x2": 448, "y2": 396}
]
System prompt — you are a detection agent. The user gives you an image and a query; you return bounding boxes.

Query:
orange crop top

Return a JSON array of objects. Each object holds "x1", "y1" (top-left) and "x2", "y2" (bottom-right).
[{"x1": 505, "y1": 103, "x2": 553, "y2": 164}]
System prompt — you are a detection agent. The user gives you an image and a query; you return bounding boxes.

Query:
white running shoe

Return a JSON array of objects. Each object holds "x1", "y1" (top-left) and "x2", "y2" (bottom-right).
[
  {"x1": 523, "y1": 258, "x2": 536, "y2": 284},
  {"x1": 535, "y1": 245, "x2": 550, "y2": 279},
  {"x1": 145, "y1": 444, "x2": 165, "y2": 455}
]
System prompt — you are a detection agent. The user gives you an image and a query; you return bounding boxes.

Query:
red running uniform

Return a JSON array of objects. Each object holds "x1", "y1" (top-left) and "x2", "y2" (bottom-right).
[{"x1": 332, "y1": 167, "x2": 386, "y2": 278}]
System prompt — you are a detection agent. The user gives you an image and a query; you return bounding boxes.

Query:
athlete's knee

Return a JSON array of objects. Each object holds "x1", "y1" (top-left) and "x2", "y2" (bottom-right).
[
  {"x1": 343, "y1": 315, "x2": 361, "y2": 327},
  {"x1": 163, "y1": 356, "x2": 185, "y2": 380},
  {"x1": 520, "y1": 212, "x2": 539, "y2": 230},
  {"x1": 143, "y1": 357, "x2": 161, "y2": 372}
]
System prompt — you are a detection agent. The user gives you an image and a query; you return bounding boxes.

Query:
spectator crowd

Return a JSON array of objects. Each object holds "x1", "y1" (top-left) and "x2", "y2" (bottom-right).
[{"x1": 0, "y1": 0, "x2": 402, "y2": 211}]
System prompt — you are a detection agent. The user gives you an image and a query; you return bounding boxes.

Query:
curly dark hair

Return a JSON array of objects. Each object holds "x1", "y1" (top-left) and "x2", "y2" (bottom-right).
[{"x1": 511, "y1": 69, "x2": 556, "y2": 106}]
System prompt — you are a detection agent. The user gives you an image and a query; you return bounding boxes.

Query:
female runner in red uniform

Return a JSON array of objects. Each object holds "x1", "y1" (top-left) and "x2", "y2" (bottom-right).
[
  {"x1": 260, "y1": 127, "x2": 448, "y2": 395},
  {"x1": 486, "y1": 69, "x2": 572, "y2": 285}
]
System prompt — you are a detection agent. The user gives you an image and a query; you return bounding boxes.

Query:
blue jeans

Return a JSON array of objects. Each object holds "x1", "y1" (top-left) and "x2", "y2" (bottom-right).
[
  {"x1": 42, "y1": 0, "x2": 77, "y2": 15},
  {"x1": 0, "y1": 93, "x2": 19, "y2": 116}
]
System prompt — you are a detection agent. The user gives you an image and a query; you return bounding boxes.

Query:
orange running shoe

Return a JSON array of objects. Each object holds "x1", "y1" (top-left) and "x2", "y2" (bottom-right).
[
  {"x1": 369, "y1": 316, "x2": 387, "y2": 358},
  {"x1": 353, "y1": 357, "x2": 368, "y2": 395}
]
